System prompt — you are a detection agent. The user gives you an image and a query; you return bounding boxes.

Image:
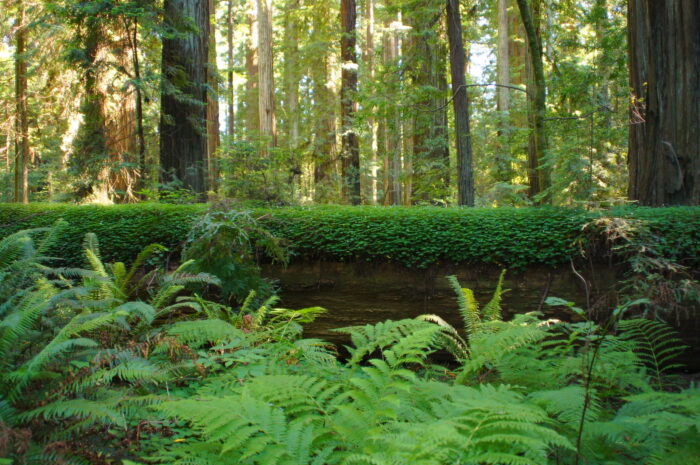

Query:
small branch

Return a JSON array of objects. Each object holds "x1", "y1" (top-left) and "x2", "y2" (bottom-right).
[
  {"x1": 545, "y1": 106, "x2": 611, "y2": 122},
  {"x1": 412, "y1": 83, "x2": 529, "y2": 113}
]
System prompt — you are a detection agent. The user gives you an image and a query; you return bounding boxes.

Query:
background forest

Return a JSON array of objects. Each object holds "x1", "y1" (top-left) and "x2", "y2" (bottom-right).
[{"x1": 2, "y1": 0, "x2": 696, "y2": 207}]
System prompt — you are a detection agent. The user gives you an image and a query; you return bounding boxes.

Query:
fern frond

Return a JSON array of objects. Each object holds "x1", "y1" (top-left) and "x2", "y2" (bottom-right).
[
  {"x1": 447, "y1": 275, "x2": 481, "y2": 336},
  {"x1": 122, "y1": 243, "x2": 167, "y2": 289},
  {"x1": 335, "y1": 319, "x2": 439, "y2": 366},
  {"x1": 619, "y1": 318, "x2": 687, "y2": 388},
  {"x1": 20, "y1": 399, "x2": 125, "y2": 427},
  {"x1": 482, "y1": 269, "x2": 508, "y2": 321},
  {"x1": 166, "y1": 319, "x2": 243, "y2": 348},
  {"x1": 416, "y1": 314, "x2": 469, "y2": 360}
]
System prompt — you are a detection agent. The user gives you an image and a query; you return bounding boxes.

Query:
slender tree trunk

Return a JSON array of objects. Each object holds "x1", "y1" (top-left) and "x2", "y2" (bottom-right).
[
  {"x1": 283, "y1": 0, "x2": 301, "y2": 199},
  {"x1": 227, "y1": 0, "x2": 235, "y2": 138},
  {"x1": 363, "y1": 0, "x2": 378, "y2": 203},
  {"x1": 311, "y1": 4, "x2": 337, "y2": 201},
  {"x1": 516, "y1": 0, "x2": 549, "y2": 201},
  {"x1": 207, "y1": 0, "x2": 220, "y2": 189},
  {"x1": 257, "y1": 0, "x2": 276, "y2": 154},
  {"x1": 382, "y1": 12, "x2": 402, "y2": 206},
  {"x1": 160, "y1": 0, "x2": 209, "y2": 194},
  {"x1": 2, "y1": 102, "x2": 10, "y2": 170},
  {"x1": 245, "y1": 1, "x2": 259, "y2": 136},
  {"x1": 446, "y1": 0, "x2": 474, "y2": 206},
  {"x1": 127, "y1": 17, "x2": 147, "y2": 190},
  {"x1": 627, "y1": 0, "x2": 700, "y2": 205},
  {"x1": 340, "y1": 0, "x2": 360, "y2": 204},
  {"x1": 495, "y1": 0, "x2": 513, "y2": 183},
  {"x1": 14, "y1": 0, "x2": 29, "y2": 204}
]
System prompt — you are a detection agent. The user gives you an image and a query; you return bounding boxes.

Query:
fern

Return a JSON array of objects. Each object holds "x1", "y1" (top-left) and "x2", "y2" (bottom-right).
[
  {"x1": 335, "y1": 319, "x2": 441, "y2": 366},
  {"x1": 447, "y1": 275, "x2": 481, "y2": 336},
  {"x1": 618, "y1": 318, "x2": 687, "y2": 388},
  {"x1": 482, "y1": 269, "x2": 508, "y2": 321},
  {"x1": 166, "y1": 319, "x2": 243, "y2": 348}
]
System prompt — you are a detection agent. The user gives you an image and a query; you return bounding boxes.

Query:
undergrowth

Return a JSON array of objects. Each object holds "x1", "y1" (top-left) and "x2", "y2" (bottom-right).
[{"x1": 0, "y1": 224, "x2": 697, "y2": 465}]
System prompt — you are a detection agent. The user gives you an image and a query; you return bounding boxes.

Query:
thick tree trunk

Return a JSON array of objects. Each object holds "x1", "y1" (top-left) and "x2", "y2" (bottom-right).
[
  {"x1": 257, "y1": 0, "x2": 276, "y2": 154},
  {"x1": 627, "y1": 0, "x2": 700, "y2": 205},
  {"x1": 14, "y1": 1, "x2": 29, "y2": 204},
  {"x1": 160, "y1": 0, "x2": 209, "y2": 194},
  {"x1": 207, "y1": 0, "x2": 220, "y2": 189},
  {"x1": 407, "y1": 5, "x2": 450, "y2": 204},
  {"x1": 446, "y1": 0, "x2": 474, "y2": 206},
  {"x1": 340, "y1": 0, "x2": 360, "y2": 204},
  {"x1": 516, "y1": 0, "x2": 549, "y2": 201},
  {"x1": 227, "y1": 0, "x2": 235, "y2": 138}
]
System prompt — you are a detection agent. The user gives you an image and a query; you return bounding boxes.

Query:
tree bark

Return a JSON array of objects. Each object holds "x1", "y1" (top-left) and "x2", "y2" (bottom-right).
[
  {"x1": 516, "y1": 0, "x2": 549, "y2": 201},
  {"x1": 363, "y1": 0, "x2": 378, "y2": 203},
  {"x1": 160, "y1": 0, "x2": 210, "y2": 194},
  {"x1": 283, "y1": 1, "x2": 300, "y2": 149},
  {"x1": 407, "y1": 5, "x2": 450, "y2": 204},
  {"x1": 627, "y1": 0, "x2": 700, "y2": 205},
  {"x1": 340, "y1": 0, "x2": 360, "y2": 204},
  {"x1": 245, "y1": 1, "x2": 259, "y2": 136},
  {"x1": 495, "y1": 0, "x2": 513, "y2": 183},
  {"x1": 207, "y1": 0, "x2": 220, "y2": 189},
  {"x1": 127, "y1": 17, "x2": 147, "y2": 190},
  {"x1": 14, "y1": 0, "x2": 29, "y2": 204},
  {"x1": 381, "y1": 12, "x2": 402, "y2": 206},
  {"x1": 227, "y1": 0, "x2": 235, "y2": 138},
  {"x1": 257, "y1": 0, "x2": 276, "y2": 154},
  {"x1": 311, "y1": 4, "x2": 337, "y2": 201},
  {"x1": 446, "y1": 0, "x2": 474, "y2": 206}
]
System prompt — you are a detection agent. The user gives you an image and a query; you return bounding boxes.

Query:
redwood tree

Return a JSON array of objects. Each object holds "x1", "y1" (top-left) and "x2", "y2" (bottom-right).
[
  {"x1": 446, "y1": 0, "x2": 474, "y2": 206},
  {"x1": 515, "y1": 0, "x2": 549, "y2": 201},
  {"x1": 14, "y1": 0, "x2": 29, "y2": 204},
  {"x1": 340, "y1": 0, "x2": 360, "y2": 204},
  {"x1": 160, "y1": 0, "x2": 210, "y2": 194},
  {"x1": 627, "y1": 0, "x2": 700, "y2": 205}
]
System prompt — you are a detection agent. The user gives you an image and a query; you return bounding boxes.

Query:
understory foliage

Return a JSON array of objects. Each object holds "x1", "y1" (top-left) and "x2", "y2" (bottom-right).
[
  {"x1": 582, "y1": 214, "x2": 700, "y2": 317},
  {"x1": 2, "y1": 204, "x2": 700, "y2": 270},
  {"x1": 0, "y1": 226, "x2": 698, "y2": 464}
]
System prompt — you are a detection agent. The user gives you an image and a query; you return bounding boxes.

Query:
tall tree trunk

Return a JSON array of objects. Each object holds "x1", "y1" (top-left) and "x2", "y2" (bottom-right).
[
  {"x1": 340, "y1": 0, "x2": 360, "y2": 204},
  {"x1": 495, "y1": 0, "x2": 513, "y2": 183},
  {"x1": 363, "y1": 0, "x2": 378, "y2": 203},
  {"x1": 311, "y1": 4, "x2": 337, "y2": 201},
  {"x1": 446, "y1": 0, "x2": 474, "y2": 206},
  {"x1": 628, "y1": 0, "x2": 700, "y2": 205},
  {"x1": 2, "y1": 102, "x2": 10, "y2": 170},
  {"x1": 257, "y1": 0, "x2": 276, "y2": 154},
  {"x1": 207, "y1": 0, "x2": 220, "y2": 189},
  {"x1": 14, "y1": 0, "x2": 29, "y2": 204},
  {"x1": 245, "y1": 1, "x2": 259, "y2": 136},
  {"x1": 160, "y1": 0, "x2": 209, "y2": 194},
  {"x1": 282, "y1": 0, "x2": 302, "y2": 200},
  {"x1": 516, "y1": 0, "x2": 549, "y2": 201},
  {"x1": 126, "y1": 17, "x2": 147, "y2": 190},
  {"x1": 227, "y1": 0, "x2": 235, "y2": 138},
  {"x1": 407, "y1": 6, "x2": 450, "y2": 204},
  {"x1": 382, "y1": 12, "x2": 402, "y2": 206},
  {"x1": 283, "y1": 1, "x2": 300, "y2": 160}
]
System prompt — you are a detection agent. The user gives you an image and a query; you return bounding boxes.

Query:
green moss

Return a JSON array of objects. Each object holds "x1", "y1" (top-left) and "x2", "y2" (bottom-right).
[{"x1": 0, "y1": 203, "x2": 698, "y2": 269}]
